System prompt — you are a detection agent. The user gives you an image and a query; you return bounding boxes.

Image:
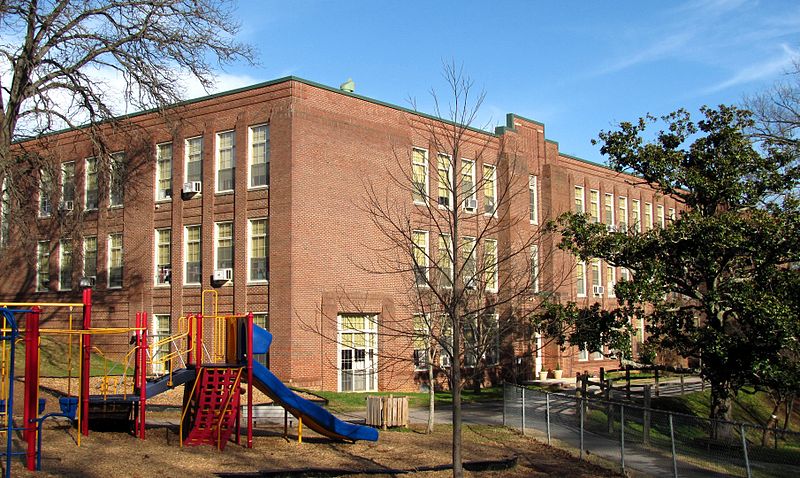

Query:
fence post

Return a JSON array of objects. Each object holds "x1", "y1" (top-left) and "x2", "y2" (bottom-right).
[
  {"x1": 599, "y1": 367, "x2": 605, "y2": 393},
  {"x1": 545, "y1": 392, "x2": 551, "y2": 445},
  {"x1": 680, "y1": 374, "x2": 685, "y2": 395},
  {"x1": 741, "y1": 424, "x2": 752, "y2": 478},
  {"x1": 625, "y1": 365, "x2": 631, "y2": 399},
  {"x1": 669, "y1": 414, "x2": 678, "y2": 478},
  {"x1": 580, "y1": 396, "x2": 585, "y2": 460},
  {"x1": 655, "y1": 368, "x2": 660, "y2": 397},
  {"x1": 643, "y1": 385, "x2": 651, "y2": 446},
  {"x1": 502, "y1": 383, "x2": 507, "y2": 427},
  {"x1": 620, "y1": 404, "x2": 625, "y2": 473},
  {"x1": 521, "y1": 387, "x2": 526, "y2": 435}
]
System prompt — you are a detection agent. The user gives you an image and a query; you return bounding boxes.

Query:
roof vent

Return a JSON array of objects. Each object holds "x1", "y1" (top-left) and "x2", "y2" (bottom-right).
[{"x1": 340, "y1": 78, "x2": 355, "y2": 93}]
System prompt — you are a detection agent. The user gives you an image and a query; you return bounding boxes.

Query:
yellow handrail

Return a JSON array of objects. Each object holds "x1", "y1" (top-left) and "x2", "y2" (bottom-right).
[{"x1": 216, "y1": 367, "x2": 243, "y2": 449}]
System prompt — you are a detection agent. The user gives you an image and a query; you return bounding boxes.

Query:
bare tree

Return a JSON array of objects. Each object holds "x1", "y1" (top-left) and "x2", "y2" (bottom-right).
[
  {"x1": 360, "y1": 63, "x2": 560, "y2": 478},
  {"x1": 0, "y1": 0, "x2": 255, "y2": 256}
]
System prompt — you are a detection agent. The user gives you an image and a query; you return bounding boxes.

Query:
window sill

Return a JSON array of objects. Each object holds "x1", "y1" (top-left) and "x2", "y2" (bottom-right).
[
  {"x1": 184, "y1": 283, "x2": 201, "y2": 287},
  {"x1": 577, "y1": 294, "x2": 587, "y2": 298},
  {"x1": 530, "y1": 220, "x2": 539, "y2": 226},
  {"x1": 109, "y1": 205, "x2": 123, "y2": 210},
  {"x1": 107, "y1": 286, "x2": 122, "y2": 290},
  {"x1": 248, "y1": 185, "x2": 269, "y2": 191},
  {"x1": 155, "y1": 198, "x2": 172, "y2": 204},
  {"x1": 247, "y1": 280, "x2": 269, "y2": 285},
  {"x1": 578, "y1": 358, "x2": 589, "y2": 362},
  {"x1": 154, "y1": 284, "x2": 171, "y2": 288},
  {"x1": 216, "y1": 190, "x2": 234, "y2": 196}
]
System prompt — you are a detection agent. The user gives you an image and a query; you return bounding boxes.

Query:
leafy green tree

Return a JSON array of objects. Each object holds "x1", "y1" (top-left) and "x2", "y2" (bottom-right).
[{"x1": 541, "y1": 105, "x2": 800, "y2": 432}]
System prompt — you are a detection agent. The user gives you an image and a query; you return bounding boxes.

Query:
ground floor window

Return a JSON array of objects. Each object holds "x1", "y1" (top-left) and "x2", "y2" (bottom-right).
[
  {"x1": 253, "y1": 313, "x2": 269, "y2": 367},
  {"x1": 338, "y1": 314, "x2": 377, "y2": 392},
  {"x1": 151, "y1": 314, "x2": 171, "y2": 374}
]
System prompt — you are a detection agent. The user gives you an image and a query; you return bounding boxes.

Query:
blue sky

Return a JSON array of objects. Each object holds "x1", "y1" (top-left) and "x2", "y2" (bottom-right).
[{"x1": 205, "y1": 0, "x2": 800, "y2": 164}]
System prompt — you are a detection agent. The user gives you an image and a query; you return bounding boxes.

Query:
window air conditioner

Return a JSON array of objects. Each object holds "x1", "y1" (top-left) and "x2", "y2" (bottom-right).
[
  {"x1": 465, "y1": 198, "x2": 477, "y2": 210},
  {"x1": 213, "y1": 268, "x2": 233, "y2": 282},
  {"x1": 592, "y1": 285, "x2": 605, "y2": 296},
  {"x1": 60, "y1": 200, "x2": 74, "y2": 211},
  {"x1": 606, "y1": 224, "x2": 616, "y2": 232},
  {"x1": 84, "y1": 276, "x2": 96, "y2": 287},
  {"x1": 182, "y1": 181, "x2": 202, "y2": 194}
]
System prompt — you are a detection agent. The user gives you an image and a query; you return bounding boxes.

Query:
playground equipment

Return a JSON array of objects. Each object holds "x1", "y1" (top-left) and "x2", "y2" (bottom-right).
[{"x1": 0, "y1": 289, "x2": 377, "y2": 476}]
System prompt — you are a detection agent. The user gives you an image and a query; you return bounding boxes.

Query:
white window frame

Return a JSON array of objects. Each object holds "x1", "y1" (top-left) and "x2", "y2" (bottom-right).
[
  {"x1": 337, "y1": 314, "x2": 378, "y2": 392},
  {"x1": 412, "y1": 313, "x2": 430, "y2": 371},
  {"x1": 484, "y1": 238, "x2": 498, "y2": 293},
  {"x1": 412, "y1": 229, "x2": 429, "y2": 286},
  {"x1": 436, "y1": 153, "x2": 453, "y2": 209},
  {"x1": 461, "y1": 158, "x2": 476, "y2": 212},
  {"x1": 462, "y1": 236, "x2": 477, "y2": 289},
  {"x1": 0, "y1": 179, "x2": 8, "y2": 246},
  {"x1": 657, "y1": 205, "x2": 665, "y2": 228},
  {"x1": 578, "y1": 345, "x2": 589, "y2": 361},
  {"x1": 84, "y1": 157, "x2": 98, "y2": 211},
  {"x1": 107, "y1": 233, "x2": 123, "y2": 289},
  {"x1": 589, "y1": 189, "x2": 600, "y2": 223},
  {"x1": 214, "y1": 221, "x2": 234, "y2": 280},
  {"x1": 669, "y1": 207, "x2": 676, "y2": 221},
  {"x1": 618, "y1": 196, "x2": 628, "y2": 231},
  {"x1": 529, "y1": 175, "x2": 539, "y2": 224},
  {"x1": 574, "y1": 185, "x2": 585, "y2": 213},
  {"x1": 109, "y1": 152, "x2": 125, "y2": 208},
  {"x1": 83, "y1": 236, "x2": 97, "y2": 279},
  {"x1": 184, "y1": 225, "x2": 201, "y2": 285},
  {"x1": 606, "y1": 264, "x2": 615, "y2": 298},
  {"x1": 483, "y1": 163, "x2": 497, "y2": 216},
  {"x1": 631, "y1": 199, "x2": 641, "y2": 233},
  {"x1": 154, "y1": 228, "x2": 171, "y2": 286},
  {"x1": 39, "y1": 169, "x2": 53, "y2": 218},
  {"x1": 248, "y1": 124, "x2": 269, "y2": 189},
  {"x1": 215, "y1": 131, "x2": 235, "y2": 193},
  {"x1": 184, "y1": 136, "x2": 203, "y2": 186},
  {"x1": 438, "y1": 233, "x2": 453, "y2": 288},
  {"x1": 61, "y1": 161, "x2": 76, "y2": 207},
  {"x1": 155, "y1": 142, "x2": 173, "y2": 202},
  {"x1": 604, "y1": 193, "x2": 614, "y2": 227},
  {"x1": 591, "y1": 259, "x2": 602, "y2": 296},
  {"x1": 248, "y1": 218, "x2": 268, "y2": 283},
  {"x1": 37, "y1": 241, "x2": 50, "y2": 292},
  {"x1": 59, "y1": 240, "x2": 73, "y2": 291},
  {"x1": 576, "y1": 260, "x2": 587, "y2": 297},
  {"x1": 151, "y1": 314, "x2": 171, "y2": 374},
  {"x1": 411, "y1": 147, "x2": 428, "y2": 205},
  {"x1": 644, "y1": 202, "x2": 653, "y2": 231}
]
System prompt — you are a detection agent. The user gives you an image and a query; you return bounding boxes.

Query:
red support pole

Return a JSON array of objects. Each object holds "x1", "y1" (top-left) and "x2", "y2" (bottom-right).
[
  {"x1": 187, "y1": 314, "x2": 193, "y2": 367},
  {"x1": 247, "y1": 312, "x2": 253, "y2": 448},
  {"x1": 81, "y1": 287, "x2": 92, "y2": 437},
  {"x1": 133, "y1": 313, "x2": 141, "y2": 437},
  {"x1": 140, "y1": 312, "x2": 147, "y2": 439},
  {"x1": 24, "y1": 307, "x2": 41, "y2": 471}
]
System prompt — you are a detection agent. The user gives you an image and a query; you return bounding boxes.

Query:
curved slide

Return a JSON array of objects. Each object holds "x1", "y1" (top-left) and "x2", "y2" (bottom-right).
[{"x1": 249, "y1": 325, "x2": 378, "y2": 442}]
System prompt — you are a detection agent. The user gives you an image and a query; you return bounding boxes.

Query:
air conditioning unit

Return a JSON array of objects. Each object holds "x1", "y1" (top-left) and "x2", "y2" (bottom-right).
[
  {"x1": 213, "y1": 268, "x2": 233, "y2": 282},
  {"x1": 618, "y1": 222, "x2": 627, "y2": 231},
  {"x1": 465, "y1": 198, "x2": 477, "y2": 210},
  {"x1": 592, "y1": 285, "x2": 605, "y2": 296},
  {"x1": 59, "y1": 200, "x2": 74, "y2": 211},
  {"x1": 182, "y1": 181, "x2": 202, "y2": 195},
  {"x1": 606, "y1": 224, "x2": 616, "y2": 232},
  {"x1": 79, "y1": 276, "x2": 96, "y2": 288}
]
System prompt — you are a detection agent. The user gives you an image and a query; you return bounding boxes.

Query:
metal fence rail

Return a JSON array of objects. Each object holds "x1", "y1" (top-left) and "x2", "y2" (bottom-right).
[{"x1": 503, "y1": 383, "x2": 800, "y2": 477}]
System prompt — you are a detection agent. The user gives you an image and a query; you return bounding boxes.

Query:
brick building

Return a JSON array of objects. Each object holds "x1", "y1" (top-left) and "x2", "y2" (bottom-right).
[{"x1": 4, "y1": 77, "x2": 680, "y2": 391}]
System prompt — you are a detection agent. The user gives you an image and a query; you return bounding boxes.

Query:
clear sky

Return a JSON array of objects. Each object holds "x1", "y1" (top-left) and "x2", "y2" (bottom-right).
[{"x1": 200, "y1": 0, "x2": 800, "y2": 164}]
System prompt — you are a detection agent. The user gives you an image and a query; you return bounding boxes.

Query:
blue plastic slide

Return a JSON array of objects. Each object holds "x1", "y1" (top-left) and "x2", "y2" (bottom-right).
[{"x1": 249, "y1": 325, "x2": 378, "y2": 442}]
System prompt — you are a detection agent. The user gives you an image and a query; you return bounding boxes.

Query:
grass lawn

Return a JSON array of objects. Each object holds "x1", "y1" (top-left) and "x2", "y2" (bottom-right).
[{"x1": 300, "y1": 386, "x2": 504, "y2": 413}]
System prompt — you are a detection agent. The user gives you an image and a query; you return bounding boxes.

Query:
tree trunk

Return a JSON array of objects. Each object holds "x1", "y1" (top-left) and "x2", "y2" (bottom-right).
[
  {"x1": 710, "y1": 381, "x2": 735, "y2": 440},
  {"x1": 427, "y1": 346, "x2": 435, "y2": 434},
  {"x1": 451, "y1": 312, "x2": 463, "y2": 478}
]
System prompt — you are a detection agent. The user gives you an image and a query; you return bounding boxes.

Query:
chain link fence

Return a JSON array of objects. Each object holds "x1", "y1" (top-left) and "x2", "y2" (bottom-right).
[{"x1": 503, "y1": 383, "x2": 800, "y2": 477}]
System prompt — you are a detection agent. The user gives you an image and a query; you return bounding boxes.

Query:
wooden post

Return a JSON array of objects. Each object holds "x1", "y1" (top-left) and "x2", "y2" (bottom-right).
[
  {"x1": 680, "y1": 375, "x2": 685, "y2": 395},
  {"x1": 599, "y1": 367, "x2": 605, "y2": 393},
  {"x1": 643, "y1": 385, "x2": 651, "y2": 446}
]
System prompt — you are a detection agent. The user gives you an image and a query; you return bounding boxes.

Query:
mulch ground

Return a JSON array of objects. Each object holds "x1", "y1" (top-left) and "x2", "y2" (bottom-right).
[{"x1": 3, "y1": 381, "x2": 621, "y2": 477}]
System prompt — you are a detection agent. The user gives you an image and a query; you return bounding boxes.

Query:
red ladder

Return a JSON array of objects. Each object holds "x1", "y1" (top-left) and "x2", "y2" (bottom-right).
[{"x1": 183, "y1": 367, "x2": 243, "y2": 450}]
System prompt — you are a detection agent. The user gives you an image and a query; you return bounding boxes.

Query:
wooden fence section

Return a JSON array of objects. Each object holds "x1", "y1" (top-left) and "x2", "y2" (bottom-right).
[{"x1": 366, "y1": 395, "x2": 409, "y2": 429}]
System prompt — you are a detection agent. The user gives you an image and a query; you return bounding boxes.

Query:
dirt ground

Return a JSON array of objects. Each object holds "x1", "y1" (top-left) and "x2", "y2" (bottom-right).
[{"x1": 3, "y1": 381, "x2": 621, "y2": 477}]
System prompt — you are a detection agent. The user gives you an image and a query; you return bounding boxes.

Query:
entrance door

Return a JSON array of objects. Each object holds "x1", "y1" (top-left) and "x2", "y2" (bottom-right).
[{"x1": 338, "y1": 314, "x2": 377, "y2": 392}]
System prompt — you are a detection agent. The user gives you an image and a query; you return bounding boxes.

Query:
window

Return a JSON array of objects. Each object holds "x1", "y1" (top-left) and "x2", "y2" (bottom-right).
[
  {"x1": 59, "y1": 240, "x2": 72, "y2": 291},
  {"x1": 591, "y1": 259, "x2": 601, "y2": 296},
  {"x1": 483, "y1": 164, "x2": 496, "y2": 215},
  {"x1": 669, "y1": 207, "x2": 676, "y2": 221},
  {"x1": 155, "y1": 229, "x2": 171, "y2": 285},
  {"x1": 440, "y1": 319, "x2": 453, "y2": 368},
  {"x1": 484, "y1": 239, "x2": 498, "y2": 292},
  {"x1": 412, "y1": 314, "x2": 430, "y2": 371},
  {"x1": 482, "y1": 313, "x2": 501, "y2": 366},
  {"x1": 531, "y1": 244, "x2": 539, "y2": 293},
  {"x1": 620, "y1": 267, "x2": 631, "y2": 283},
  {"x1": 604, "y1": 193, "x2": 614, "y2": 227},
  {"x1": 411, "y1": 148, "x2": 428, "y2": 204},
  {"x1": 606, "y1": 264, "x2": 615, "y2": 298},
  {"x1": 437, "y1": 234, "x2": 453, "y2": 287},
  {"x1": 184, "y1": 225, "x2": 201, "y2": 284},
  {"x1": 461, "y1": 159, "x2": 476, "y2": 211},
  {"x1": 574, "y1": 185, "x2": 585, "y2": 213},
  {"x1": 216, "y1": 131, "x2": 235, "y2": 192},
  {"x1": 151, "y1": 314, "x2": 171, "y2": 374},
  {"x1": 578, "y1": 346, "x2": 589, "y2": 361},
  {"x1": 631, "y1": 199, "x2": 641, "y2": 233},
  {"x1": 185, "y1": 137, "x2": 203, "y2": 184},
  {"x1": 644, "y1": 202, "x2": 653, "y2": 231},
  {"x1": 618, "y1": 196, "x2": 628, "y2": 230},
  {"x1": 109, "y1": 152, "x2": 124, "y2": 207},
  {"x1": 85, "y1": 157, "x2": 98, "y2": 210},
  {"x1": 37, "y1": 241, "x2": 49, "y2": 291},
  {"x1": 156, "y1": 143, "x2": 172, "y2": 201},
  {"x1": 249, "y1": 125, "x2": 269, "y2": 188},
  {"x1": 108, "y1": 233, "x2": 123, "y2": 288},
  {"x1": 529, "y1": 175, "x2": 538, "y2": 224},
  {"x1": 576, "y1": 260, "x2": 586, "y2": 297},
  {"x1": 436, "y1": 153, "x2": 453, "y2": 208},
  {"x1": 83, "y1": 236, "x2": 97, "y2": 279},
  {"x1": 249, "y1": 218, "x2": 268, "y2": 282},
  {"x1": 39, "y1": 169, "x2": 53, "y2": 217},
  {"x1": 462, "y1": 236, "x2": 477, "y2": 289},
  {"x1": 338, "y1": 314, "x2": 377, "y2": 392},
  {"x1": 411, "y1": 230, "x2": 428, "y2": 286},
  {"x1": 657, "y1": 205, "x2": 665, "y2": 228},
  {"x1": 215, "y1": 222, "x2": 233, "y2": 272},
  {"x1": 589, "y1": 189, "x2": 600, "y2": 223},
  {"x1": 61, "y1": 162, "x2": 75, "y2": 207},
  {"x1": 252, "y1": 313, "x2": 269, "y2": 366},
  {"x1": 0, "y1": 179, "x2": 8, "y2": 245}
]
